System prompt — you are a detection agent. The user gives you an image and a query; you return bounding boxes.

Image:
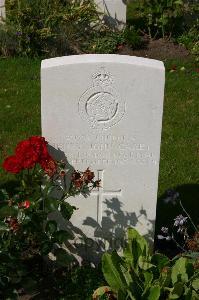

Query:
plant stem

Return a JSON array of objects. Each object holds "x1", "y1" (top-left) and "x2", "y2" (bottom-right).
[
  {"x1": 172, "y1": 236, "x2": 186, "y2": 252},
  {"x1": 179, "y1": 200, "x2": 198, "y2": 232},
  {"x1": 32, "y1": 163, "x2": 37, "y2": 176}
]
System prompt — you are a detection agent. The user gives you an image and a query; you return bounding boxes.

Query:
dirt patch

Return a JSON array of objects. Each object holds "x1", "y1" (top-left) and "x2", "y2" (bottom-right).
[{"x1": 118, "y1": 38, "x2": 190, "y2": 61}]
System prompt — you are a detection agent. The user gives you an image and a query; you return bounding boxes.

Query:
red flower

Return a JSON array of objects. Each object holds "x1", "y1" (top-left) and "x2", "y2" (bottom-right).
[
  {"x1": 15, "y1": 139, "x2": 38, "y2": 169},
  {"x1": 15, "y1": 136, "x2": 50, "y2": 169},
  {"x1": 40, "y1": 155, "x2": 57, "y2": 177},
  {"x1": 3, "y1": 136, "x2": 55, "y2": 174},
  {"x1": 3, "y1": 155, "x2": 22, "y2": 174},
  {"x1": 18, "y1": 200, "x2": 31, "y2": 209},
  {"x1": 29, "y1": 136, "x2": 49, "y2": 161}
]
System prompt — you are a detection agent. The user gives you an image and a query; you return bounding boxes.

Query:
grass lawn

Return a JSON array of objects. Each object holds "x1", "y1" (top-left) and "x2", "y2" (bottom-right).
[
  {"x1": 0, "y1": 58, "x2": 41, "y2": 184},
  {"x1": 0, "y1": 57, "x2": 199, "y2": 221}
]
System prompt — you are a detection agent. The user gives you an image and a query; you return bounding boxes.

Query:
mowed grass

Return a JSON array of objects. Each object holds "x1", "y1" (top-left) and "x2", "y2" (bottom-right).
[
  {"x1": 0, "y1": 58, "x2": 41, "y2": 183},
  {"x1": 159, "y1": 59, "x2": 199, "y2": 195},
  {"x1": 0, "y1": 57, "x2": 198, "y2": 199}
]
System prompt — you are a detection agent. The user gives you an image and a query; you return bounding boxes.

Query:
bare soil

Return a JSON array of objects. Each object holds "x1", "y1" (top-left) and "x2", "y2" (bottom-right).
[{"x1": 117, "y1": 38, "x2": 190, "y2": 61}]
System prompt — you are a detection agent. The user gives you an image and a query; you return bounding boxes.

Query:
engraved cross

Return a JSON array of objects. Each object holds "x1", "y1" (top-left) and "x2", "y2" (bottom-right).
[{"x1": 91, "y1": 170, "x2": 122, "y2": 224}]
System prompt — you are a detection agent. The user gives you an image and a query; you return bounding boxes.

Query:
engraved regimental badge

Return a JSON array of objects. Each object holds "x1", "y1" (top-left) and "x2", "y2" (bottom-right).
[{"x1": 78, "y1": 67, "x2": 125, "y2": 130}]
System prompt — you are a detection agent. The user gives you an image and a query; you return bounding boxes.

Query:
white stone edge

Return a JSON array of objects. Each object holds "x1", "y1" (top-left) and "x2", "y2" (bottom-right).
[{"x1": 41, "y1": 54, "x2": 165, "y2": 71}]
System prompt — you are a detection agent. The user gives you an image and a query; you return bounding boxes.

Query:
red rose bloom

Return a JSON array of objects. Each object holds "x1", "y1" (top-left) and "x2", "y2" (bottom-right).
[
  {"x1": 3, "y1": 136, "x2": 54, "y2": 173},
  {"x1": 18, "y1": 200, "x2": 31, "y2": 209},
  {"x1": 15, "y1": 139, "x2": 38, "y2": 169},
  {"x1": 3, "y1": 155, "x2": 22, "y2": 174},
  {"x1": 23, "y1": 200, "x2": 31, "y2": 209},
  {"x1": 29, "y1": 136, "x2": 49, "y2": 161}
]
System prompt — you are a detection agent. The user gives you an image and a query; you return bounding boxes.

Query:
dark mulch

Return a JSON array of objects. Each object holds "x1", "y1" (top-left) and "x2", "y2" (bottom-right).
[{"x1": 117, "y1": 38, "x2": 190, "y2": 61}]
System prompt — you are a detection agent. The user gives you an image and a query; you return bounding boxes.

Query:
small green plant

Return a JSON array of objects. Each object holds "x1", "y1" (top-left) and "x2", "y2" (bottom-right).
[{"x1": 94, "y1": 228, "x2": 199, "y2": 300}]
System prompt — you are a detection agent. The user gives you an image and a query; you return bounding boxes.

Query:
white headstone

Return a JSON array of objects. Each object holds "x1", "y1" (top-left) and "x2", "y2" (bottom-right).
[
  {"x1": 95, "y1": 0, "x2": 126, "y2": 29},
  {"x1": 0, "y1": 0, "x2": 5, "y2": 22},
  {"x1": 41, "y1": 55, "x2": 165, "y2": 258}
]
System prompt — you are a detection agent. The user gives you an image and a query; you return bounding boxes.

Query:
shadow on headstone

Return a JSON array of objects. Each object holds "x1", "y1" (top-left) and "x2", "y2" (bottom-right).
[
  {"x1": 101, "y1": 0, "x2": 126, "y2": 29},
  {"x1": 155, "y1": 183, "x2": 199, "y2": 258},
  {"x1": 51, "y1": 196, "x2": 155, "y2": 266},
  {"x1": 46, "y1": 146, "x2": 155, "y2": 265}
]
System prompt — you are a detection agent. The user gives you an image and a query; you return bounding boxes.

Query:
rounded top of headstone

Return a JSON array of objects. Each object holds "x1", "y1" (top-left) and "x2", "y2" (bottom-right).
[{"x1": 41, "y1": 54, "x2": 165, "y2": 71}]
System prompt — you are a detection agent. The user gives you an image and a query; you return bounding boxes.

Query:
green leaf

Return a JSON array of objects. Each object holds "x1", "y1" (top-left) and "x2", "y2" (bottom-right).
[
  {"x1": 22, "y1": 277, "x2": 38, "y2": 294},
  {"x1": 169, "y1": 282, "x2": 184, "y2": 299},
  {"x1": 159, "y1": 266, "x2": 171, "y2": 288},
  {"x1": 54, "y1": 248, "x2": 73, "y2": 266},
  {"x1": 60, "y1": 202, "x2": 76, "y2": 220},
  {"x1": 0, "y1": 221, "x2": 9, "y2": 232},
  {"x1": 174, "y1": 0, "x2": 183, "y2": 5},
  {"x1": 0, "y1": 205, "x2": 17, "y2": 219},
  {"x1": 53, "y1": 230, "x2": 72, "y2": 243},
  {"x1": 102, "y1": 251, "x2": 128, "y2": 294},
  {"x1": 192, "y1": 290, "x2": 199, "y2": 300},
  {"x1": 124, "y1": 228, "x2": 150, "y2": 269},
  {"x1": 182, "y1": 252, "x2": 199, "y2": 261},
  {"x1": 184, "y1": 287, "x2": 193, "y2": 300},
  {"x1": 171, "y1": 257, "x2": 189, "y2": 284},
  {"x1": 138, "y1": 255, "x2": 154, "y2": 270},
  {"x1": 142, "y1": 272, "x2": 154, "y2": 298},
  {"x1": 192, "y1": 278, "x2": 199, "y2": 291},
  {"x1": 93, "y1": 286, "x2": 113, "y2": 298},
  {"x1": 45, "y1": 220, "x2": 57, "y2": 235},
  {"x1": 144, "y1": 271, "x2": 153, "y2": 285},
  {"x1": 44, "y1": 197, "x2": 59, "y2": 212},
  {"x1": 148, "y1": 285, "x2": 161, "y2": 300},
  {"x1": 151, "y1": 253, "x2": 170, "y2": 272},
  {"x1": 0, "y1": 189, "x2": 9, "y2": 201},
  {"x1": 118, "y1": 289, "x2": 127, "y2": 300},
  {"x1": 41, "y1": 241, "x2": 53, "y2": 255},
  {"x1": 120, "y1": 264, "x2": 133, "y2": 287}
]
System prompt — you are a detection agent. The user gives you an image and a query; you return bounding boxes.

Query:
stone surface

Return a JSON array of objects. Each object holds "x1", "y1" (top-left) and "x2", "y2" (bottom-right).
[
  {"x1": 0, "y1": 0, "x2": 5, "y2": 22},
  {"x1": 41, "y1": 54, "x2": 165, "y2": 259},
  {"x1": 95, "y1": 0, "x2": 126, "y2": 28}
]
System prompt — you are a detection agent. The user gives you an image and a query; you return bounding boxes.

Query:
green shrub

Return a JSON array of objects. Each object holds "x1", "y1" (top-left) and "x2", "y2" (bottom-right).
[
  {"x1": 123, "y1": 27, "x2": 142, "y2": 49},
  {"x1": 177, "y1": 20, "x2": 199, "y2": 60},
  {"x1": 83, "y1": 29, "x2": 125, "y2": 54},
  {"x1": 127, "y1": 0, "x2": 189, "y2": 39},
  {"x1": 1, "y1": 0, "x2": 99, "y2": 57},
  {"x1": 0, "y1": 23, "x2": 18, "y2": 56},
  {"x1": 93, "y1": 228, "x2": 199, "y2": 300},
  {"x1": 83, "y1": 27, "x2": 142, "y2": 54}
]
